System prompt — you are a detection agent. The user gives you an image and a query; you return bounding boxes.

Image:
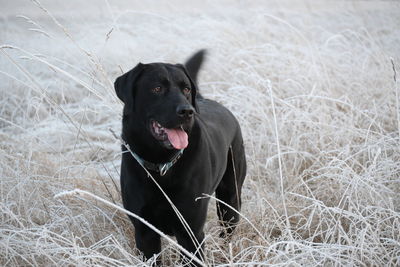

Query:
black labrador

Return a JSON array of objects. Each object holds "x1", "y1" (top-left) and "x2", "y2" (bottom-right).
[{"x1": 114, "y1": 50, "x2": 246, "y2": 265}]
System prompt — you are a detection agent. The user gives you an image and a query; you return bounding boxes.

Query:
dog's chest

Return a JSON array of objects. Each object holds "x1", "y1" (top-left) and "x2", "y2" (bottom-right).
[{"x1": 142, "y1": 192, "x2": 178, "y2": 235}]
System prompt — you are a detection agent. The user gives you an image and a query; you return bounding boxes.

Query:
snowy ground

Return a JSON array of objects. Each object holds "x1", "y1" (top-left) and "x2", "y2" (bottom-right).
[{"x1": 1, "y1": 0, "x2": 400, "y2": 266}]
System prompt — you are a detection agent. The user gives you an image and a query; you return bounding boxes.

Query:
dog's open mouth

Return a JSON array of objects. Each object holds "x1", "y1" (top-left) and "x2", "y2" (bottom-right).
[{"x1": 150, "y1": 120, "x2": 188, "y2": 150}]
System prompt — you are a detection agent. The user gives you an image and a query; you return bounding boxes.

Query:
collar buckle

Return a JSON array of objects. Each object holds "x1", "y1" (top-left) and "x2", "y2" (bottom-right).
[{"x1": 159, "y1": 162, "x2": 172, "y2": 176}]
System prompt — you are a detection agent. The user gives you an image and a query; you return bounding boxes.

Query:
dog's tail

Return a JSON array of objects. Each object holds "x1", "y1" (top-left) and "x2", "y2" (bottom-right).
[{"x1": 185, "y1": 49, "x2": 206, "y2": 97}]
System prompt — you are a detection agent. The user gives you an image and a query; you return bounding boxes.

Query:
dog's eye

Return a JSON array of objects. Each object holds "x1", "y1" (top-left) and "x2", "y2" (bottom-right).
[
  {"x1": 182, "y1": 87, "x2": 191, "y2": 95},
  {"x1": 152, "y1": 86, "x2": 162, "y2": 94}
]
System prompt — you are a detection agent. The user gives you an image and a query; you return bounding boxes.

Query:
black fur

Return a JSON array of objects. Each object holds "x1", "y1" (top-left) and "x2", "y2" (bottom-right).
[{"x1": 115, "y1": 50, "x2": 246, "y2": 265}]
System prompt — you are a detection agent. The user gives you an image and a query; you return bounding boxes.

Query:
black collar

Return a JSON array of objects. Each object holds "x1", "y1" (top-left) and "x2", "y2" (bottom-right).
[
  {"x1": 128, "y1": 148, "x2": 184, "y2": 176},
  {"x1": 111, "y1": 129, "x2": 185, "y2": 176}
]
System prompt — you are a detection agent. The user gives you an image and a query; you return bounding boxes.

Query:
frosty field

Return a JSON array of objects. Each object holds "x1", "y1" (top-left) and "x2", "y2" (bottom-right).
[{"x1": 1, "y1": 0, "x2": 400, "y2": 266}]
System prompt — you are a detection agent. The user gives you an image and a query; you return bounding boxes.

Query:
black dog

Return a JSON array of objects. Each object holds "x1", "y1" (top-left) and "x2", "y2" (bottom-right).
[{"x1": 114, "y1": 50, "x2": 246, "y2": 265}]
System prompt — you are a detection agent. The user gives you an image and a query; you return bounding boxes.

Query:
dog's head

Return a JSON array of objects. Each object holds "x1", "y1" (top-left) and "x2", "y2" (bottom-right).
[{"x1": 114, "y1": 50, "x2": 205, "y2": 150}]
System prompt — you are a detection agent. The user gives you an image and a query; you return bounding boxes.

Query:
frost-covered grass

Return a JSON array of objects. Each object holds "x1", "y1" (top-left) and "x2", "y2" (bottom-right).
[{"x1": 1, "y1": 0, "x2": 400, "y2": 266}]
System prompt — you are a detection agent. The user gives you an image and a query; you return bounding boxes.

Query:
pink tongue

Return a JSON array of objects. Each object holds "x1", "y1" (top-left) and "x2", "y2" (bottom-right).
[{"x1": 164, "y1": 128, "x2": 188, "y2": 149}]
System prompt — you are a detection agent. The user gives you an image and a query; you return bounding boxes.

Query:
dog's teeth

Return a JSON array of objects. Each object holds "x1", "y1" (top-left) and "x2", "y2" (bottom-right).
[{"x1": 157, "y1": 123, "x2": 164, "y2": 130}]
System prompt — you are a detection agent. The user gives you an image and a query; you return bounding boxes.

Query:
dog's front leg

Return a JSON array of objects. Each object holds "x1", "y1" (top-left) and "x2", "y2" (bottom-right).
[
  {"x1": 134, "y1": 223, "x2": 161, "y2": 262},
  {"x1": 175, "y1": 229, "x2": 205, "y2": 266}
]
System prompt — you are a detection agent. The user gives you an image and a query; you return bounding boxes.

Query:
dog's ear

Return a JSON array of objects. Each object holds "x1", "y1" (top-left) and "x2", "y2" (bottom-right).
[
  {"x1": 177, "y1": 64, "x2": 200, "y2": 114},
  {"x1": 184, "y1": 49, "x2": 206, "y2": 85},
  {"x1": 114, "y1": 63, "x2": 145, "y2": 115}
]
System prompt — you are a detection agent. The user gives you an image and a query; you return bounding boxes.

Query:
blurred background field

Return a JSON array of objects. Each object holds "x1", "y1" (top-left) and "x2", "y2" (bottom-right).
[{"x1": 1, "y1": 0, "x2": 400, "y2": 266}]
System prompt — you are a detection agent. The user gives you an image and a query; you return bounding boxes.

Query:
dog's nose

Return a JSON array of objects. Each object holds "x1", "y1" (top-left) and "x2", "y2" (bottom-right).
[{"x1": 176, "y1": 105, "x2": 195, "y2": 118}]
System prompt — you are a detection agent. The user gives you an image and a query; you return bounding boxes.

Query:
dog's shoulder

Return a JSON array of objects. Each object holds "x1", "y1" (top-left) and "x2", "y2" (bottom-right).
[{"x1": 195, "y1": 98, "x2": 240, "y2": 140}]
